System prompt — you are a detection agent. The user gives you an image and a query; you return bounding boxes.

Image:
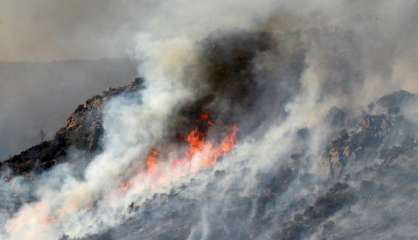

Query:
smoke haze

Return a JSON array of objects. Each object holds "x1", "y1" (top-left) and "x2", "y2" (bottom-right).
[{"x1": 0, "y1": 0, "x2": 418, "y2": 239}]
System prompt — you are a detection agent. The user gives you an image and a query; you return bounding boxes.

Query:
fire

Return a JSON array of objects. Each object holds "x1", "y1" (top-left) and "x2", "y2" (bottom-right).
[
  {"x1": 146, "y1": 148, "x2": 159, "y2": 176},
  {"x1": 186, "y1": 125, "x2": 239, "y2": 170},
  {"x1": 143, "y1": 126, "x2": 238, "y2": 186},
  {"x1": 200, "y1": 113, "x2": 214, "y2": 126},
  {"x1": 7, "y1": 114, "x2": 238, "y2": 237},
  {"x1": 186, "y1": 128, "x2": 206, "y2": 160},
  {"x1": 101, "y1": 112, "x2": 240, "y2": 210},
  {"x1": 120, "y1": 113, "x2": 239, "y2": 193}
]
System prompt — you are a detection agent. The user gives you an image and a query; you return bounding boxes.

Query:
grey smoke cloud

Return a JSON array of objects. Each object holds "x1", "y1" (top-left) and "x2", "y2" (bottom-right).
[{"x1": 0, "y1": 0, "x2": 418, "y2": 239}]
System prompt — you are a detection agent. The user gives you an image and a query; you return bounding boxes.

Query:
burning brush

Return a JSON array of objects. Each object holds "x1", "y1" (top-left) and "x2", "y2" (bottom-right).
[{"x1": 117, "y1": 112, "x2": 239, "y2": 194}]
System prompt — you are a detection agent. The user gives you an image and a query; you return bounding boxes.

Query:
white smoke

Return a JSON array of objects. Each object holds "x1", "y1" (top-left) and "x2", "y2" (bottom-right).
[
  {"x1": 1, "y1": 0, "x2": 418, "y2": 239},
  {"x1": 1, "y1": 31, "x2": 197, "y2": 240}
]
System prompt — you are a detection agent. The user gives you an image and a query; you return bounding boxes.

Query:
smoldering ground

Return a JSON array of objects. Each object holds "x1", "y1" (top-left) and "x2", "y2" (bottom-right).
[{"x1": 1, "y1": 0, "x2": 418, "y2": 240}]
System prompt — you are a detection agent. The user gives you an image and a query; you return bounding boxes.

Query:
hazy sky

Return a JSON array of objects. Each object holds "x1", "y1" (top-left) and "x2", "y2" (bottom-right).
[
  {"x1": 0, "y1": 0, "x2": 156, "y2": 62},
  {"x1": 0, "y1": 0, "x2": 155, "y2": 158}
]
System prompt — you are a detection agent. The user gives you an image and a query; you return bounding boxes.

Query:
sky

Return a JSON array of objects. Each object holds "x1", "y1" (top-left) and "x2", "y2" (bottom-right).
[
  {"x1": 0, "y1": 0, "x2": 157, "y2": 158},
  {"x1": 0, "y1": 0, "x2": 156, "y2": 62}
]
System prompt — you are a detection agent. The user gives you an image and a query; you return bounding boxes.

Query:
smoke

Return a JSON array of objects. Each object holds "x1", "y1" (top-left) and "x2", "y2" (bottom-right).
[
  {"x1": 0, "y1": 59, "x2": 137, "y2": 159},
  {"x1": 1, "y1": 0, "x2": 418, "y2": 239},
  {"x1": 1, "y1": 32, "x2": 198, "y2": 239}
]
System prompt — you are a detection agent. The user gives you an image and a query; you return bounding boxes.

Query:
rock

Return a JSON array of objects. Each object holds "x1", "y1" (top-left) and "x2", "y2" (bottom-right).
[{"x1": 0, "y1": 78, "x2": 144, "y2": 175}]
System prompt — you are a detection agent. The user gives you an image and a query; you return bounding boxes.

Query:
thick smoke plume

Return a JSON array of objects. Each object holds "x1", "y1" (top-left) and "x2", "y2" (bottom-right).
[{"x1": 1, "y1": 0, "x2": 418, "y2": 239}]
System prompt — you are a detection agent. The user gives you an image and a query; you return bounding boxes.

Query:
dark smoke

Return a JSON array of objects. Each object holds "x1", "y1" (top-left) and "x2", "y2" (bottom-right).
[
  {"x1": 178, "y1": 31, "x2": 306, "y2": 135},
  {"x1": 1, "y1": 1, "x2": 418, "y2": 240}
]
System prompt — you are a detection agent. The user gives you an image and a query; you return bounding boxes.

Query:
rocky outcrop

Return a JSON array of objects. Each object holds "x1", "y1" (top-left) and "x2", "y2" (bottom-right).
[
  {"x1": 0, "y1": 78, "x2": 144, "y2": 175},
  {"x1": 320, "y1": 90, "x2": 418, "y2": 177}
]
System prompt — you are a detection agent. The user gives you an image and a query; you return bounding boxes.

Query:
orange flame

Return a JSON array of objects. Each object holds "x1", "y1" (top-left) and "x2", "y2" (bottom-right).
[
  {"x1": 115, "y1": 113, "x2": 239, "y2": 195},
  {"x1": 146, "y1": 148, "x2": 159, "y2": 176},
  {"x1": 8, "y1": 114, "x2": 239, "y2": 234},
  {"x1": 186, "y1": 128, "x2": 205, "y2": 159},
  {"x1": 143, "y1": 124, "x2": 238, "y2": 187}
]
